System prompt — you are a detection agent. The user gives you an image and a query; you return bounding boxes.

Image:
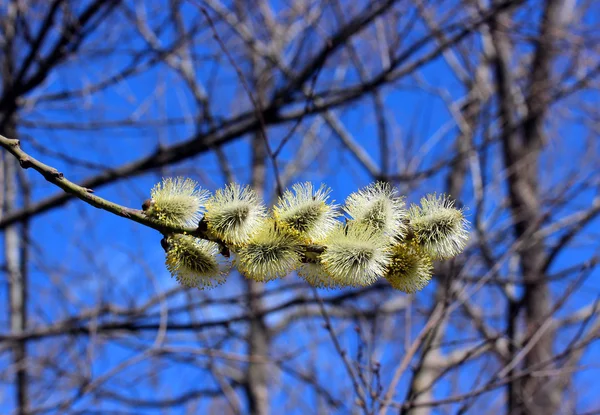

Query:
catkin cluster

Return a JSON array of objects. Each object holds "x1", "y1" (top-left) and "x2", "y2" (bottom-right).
[{"x1": 144, "y1": 178, "x2": 469, "y2": 292}]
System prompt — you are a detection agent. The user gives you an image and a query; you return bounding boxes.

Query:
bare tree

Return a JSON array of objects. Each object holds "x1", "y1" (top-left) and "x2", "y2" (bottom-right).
[{"x1": 1, "y1": 0, "x2": 599, "y2": 414}]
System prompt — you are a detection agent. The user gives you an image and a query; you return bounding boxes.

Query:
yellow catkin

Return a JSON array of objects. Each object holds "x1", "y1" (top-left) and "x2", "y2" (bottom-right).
[
  {"x1": 320, "y1": 223, "x2": 391, "y2": 287},
  {"x1": 343, "y1": 182, "x2": 408, "y2": 241},
  {"x1": 147, "y1": 177, "x2": 209, "y2": 227},
  {"x1": 165, "y1": 234, "x2": 229, "y2": 288},
  {"x1": 273, "y1": 182, "x2": 339, "y2": 243},
  {"x1": 237, "y1": 221, "x2": 303, "y2": 282},
  {"x1": 203, "y1": 183, "x2": 266, "y2": 245},
  {"x1": 385, "y1": 242, "x2": 433, "y2": 293},
  {"x1": 409, "y1": 193, "x2": 469, "y2": 259}
]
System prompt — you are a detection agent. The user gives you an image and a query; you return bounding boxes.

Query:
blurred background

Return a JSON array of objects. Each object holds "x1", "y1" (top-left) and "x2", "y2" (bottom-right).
[{"x1": 0, "y1": 0, "x2": 599, "y2": 414}]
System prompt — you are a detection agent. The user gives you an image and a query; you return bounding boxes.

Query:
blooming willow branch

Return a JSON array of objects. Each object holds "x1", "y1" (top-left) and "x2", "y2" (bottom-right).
[
  {"x1": 0, "y1": 136, "x2": 470, "y2": 293},
  {"x1": 148, "y1": 178, "x2": 470, "y2": 292},
  {"x1": 0, "y1": 136, "x2": 200, "y2": 235}
]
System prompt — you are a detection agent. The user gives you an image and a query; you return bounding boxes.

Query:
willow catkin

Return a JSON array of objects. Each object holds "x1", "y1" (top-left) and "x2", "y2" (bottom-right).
[
  {"x1": 320, "y1": 222, "x2": 391, "y2": 287},
  {"x1": 237, "y1": 221, "x2": 303, "y2": 282},
  {"x1": 273, "y1": 182, "x2": 339, "y2": 243},
  {"x1": 146, "y1": 177, "x2": 209, "y2": 227},
  {"x1": 165, "y1": 234, "x2": 228, "y2": 288},
  {"x1": 385, "y1": 242, "x2": 434, "y2": 293},
  {"x1": 409, "y1": 193, "x2": 469, "y2": 259},
  {"x1": 343, "y1": 181, "x2": 408, "y2": 241},
  {"x1": 203, "y1": 183, "x2": 266, "y2": 245}
]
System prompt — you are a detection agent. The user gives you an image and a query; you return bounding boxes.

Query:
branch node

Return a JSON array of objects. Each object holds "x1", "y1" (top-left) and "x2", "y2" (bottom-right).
[
  {"x1": 19, "y1": 157, "x2": 33, "y2": 169},
  {"x1": 44, "y1": 168, "x2": 63, "y2": 180}
]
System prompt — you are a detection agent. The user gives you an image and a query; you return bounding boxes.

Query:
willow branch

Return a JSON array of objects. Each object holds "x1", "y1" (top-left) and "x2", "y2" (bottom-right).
[
  {"x1": 0, "y1": 135, "x2": 326, "y2": 255},
  {"x1": 0, "y1": 135, "x2": 200, "y2": 234}
]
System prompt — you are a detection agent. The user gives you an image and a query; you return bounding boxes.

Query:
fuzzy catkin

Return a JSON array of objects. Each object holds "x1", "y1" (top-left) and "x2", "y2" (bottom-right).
[
  {"x1": 344, "y1": 182, "x2": 408, "y2": 241},
  {"x1": 237, "y1": 221, "x2": 303, "y2": 282},
  {"x1": 203, "y1": 183, "x2": 266, "y2": 245},
  {"x1": 297, "y1": 261, "x2": 339, "y2": 289},
  {"x1": 149, "y1": 178, "x2": 470, "y2": 291},
  {"x1": 409, "y1": 194, "x2": 469, "y2": 259},
  {"x1": 165, "y1": 234, "x2": 227, "y2": 288},
  {"x1": 385, "y1": 242, "x2": 433, "y2": 293},
  {"x1": 147, "y1": 177, "x2": 209, "y2": 227},
  {"x1": 320, "y1": 223, "x2": 391, "y2": 287},
  {"x1": 273, "y1": 182, "x2": 339, "y2": 243}
]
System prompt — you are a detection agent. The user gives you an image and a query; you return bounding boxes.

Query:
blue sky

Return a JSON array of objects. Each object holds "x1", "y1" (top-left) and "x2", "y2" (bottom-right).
[{"x1": 2, "y1": 1, "x2": 600, "y2": 413}]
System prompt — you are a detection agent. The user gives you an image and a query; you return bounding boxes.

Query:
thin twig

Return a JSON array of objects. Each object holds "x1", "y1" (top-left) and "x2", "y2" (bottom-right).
[
  {"x1": 0, "y1": 136, "x2": 329, "y2": 258},
  {"x1": 196, "y1": 4, "x2": 284, "y2": 196},
  {"x1": 312, "y1": 286, "x2": 369, "y2": 412}
]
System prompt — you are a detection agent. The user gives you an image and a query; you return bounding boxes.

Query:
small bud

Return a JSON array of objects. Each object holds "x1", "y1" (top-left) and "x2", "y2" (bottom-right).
[
  {"x1": 321, "y1": 223, "x2": 391, "y2": 287},
  {"x1": 343, "y1": 182, "x2": 408, "y2": 241},
  {"x1": 237, "y1": 220, "x2": 303, "y2": 282},
  {"x1": 160, "y1": 237, "x2": 170, "y2": 252},
  {"x1": 385, "y1": 242, "x2": 433, "y2": 293},
  {"x1": 165, "y1": 234, "x2": 229, "y2": 288},
  {"x1": 142, "y1": 198, "x2": 154, "y2": 211},
  {"x1": 409, "y1": 194, "x2": 469, "y2": 259},
  {"x1": 203, "y1": 183, "x2": 266, "y2": 245},
  {"x1": 273, "y1": 182, "x2": 339, "y2": 243},
  {"x1": 147, "y1": 177, "x2": 210, "y2": 227}
]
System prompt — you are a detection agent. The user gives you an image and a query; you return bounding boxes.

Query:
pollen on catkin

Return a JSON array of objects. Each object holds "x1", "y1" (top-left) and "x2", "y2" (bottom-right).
[
  {"x1": 409, "y1": 193, "x2": 469, "y2": 259},
  {"x1": 147, "y1": 177, "x2": 210, "y2": 227},
  {"x1": 385, "y1": 242, "x2": 434, "y2": 293},
  {"x1": 165, "y1": 234, "x2": 228, "y2": 288},
  {"x1": 320, "y1": 223, "x2": 391, "y2": 287},
  {"x1": 343, "y1": 182, "x2": 408, "y2": 240},
  {"x1": 273, "y1": 182, "x2": 339, "y2": 243},
  {"x1": 203, "y1": 183, "x2": 266, "y2": 245},
  {"x1": 236, "y1": 221, "x2": 303, "y2": 282},
  {"x1": 297, "y1": 261, "x2": 339, "y2": 289}
]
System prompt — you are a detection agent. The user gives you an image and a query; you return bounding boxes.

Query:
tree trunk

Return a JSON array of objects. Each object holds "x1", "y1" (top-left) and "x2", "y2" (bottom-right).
[
  {"x1": 1, "y1": 2, "x2": 29, "y2": 412},
  {"x1": 243, "y1": 132, "x2": 271, "y2": 415}
]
